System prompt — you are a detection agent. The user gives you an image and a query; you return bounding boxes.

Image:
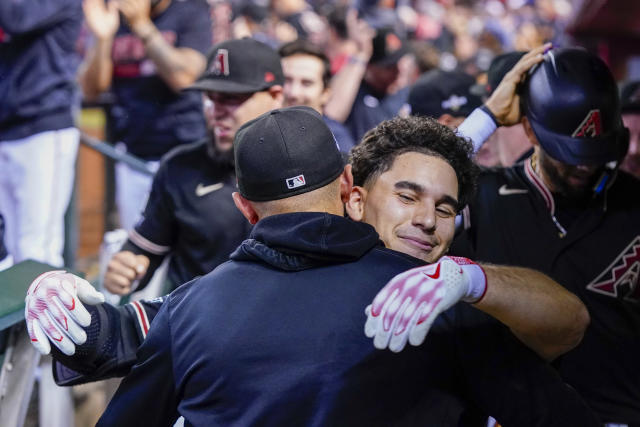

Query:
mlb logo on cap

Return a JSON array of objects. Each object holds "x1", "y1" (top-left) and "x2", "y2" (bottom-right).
[{"x1": 286, "y1": 175, "x2": 306, "y2": 189}]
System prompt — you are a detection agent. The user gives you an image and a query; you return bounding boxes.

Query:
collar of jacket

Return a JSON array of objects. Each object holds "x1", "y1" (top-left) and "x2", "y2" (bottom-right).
[{"x1": 230, "y1": 212, "x2": 382, "y2": 271}]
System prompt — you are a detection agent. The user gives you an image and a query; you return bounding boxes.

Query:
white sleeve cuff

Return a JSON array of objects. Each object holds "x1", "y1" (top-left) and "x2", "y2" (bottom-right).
[{"x1": 456, "y1": 107, "x2": 498, "y2": 154}]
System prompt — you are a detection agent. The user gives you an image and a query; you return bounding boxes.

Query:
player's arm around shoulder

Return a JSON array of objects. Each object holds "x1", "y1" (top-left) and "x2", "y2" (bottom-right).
[
  {"x1": 97, "y1": 296, "x2": 179, "y2": 426},
  {"x1": 362, "y1": 256, "x2": 588, "y2": 360},
  {"x1": 475, "y1": 264, "x2": 589, "y2": 361}
]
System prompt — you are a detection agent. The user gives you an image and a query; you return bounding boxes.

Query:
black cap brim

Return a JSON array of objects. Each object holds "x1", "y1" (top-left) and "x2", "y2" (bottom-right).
[
  {"x1": 369, "y1": 46, "x2": 408, "y2": 66},
  {"x1": 187, "y1": 78, "x2": 270, "y2": 94}
]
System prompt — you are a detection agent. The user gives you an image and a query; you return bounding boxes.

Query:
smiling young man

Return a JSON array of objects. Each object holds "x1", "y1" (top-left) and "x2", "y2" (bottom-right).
[{"x1": 347, "y1": 115, "x2": 588, "y2": 358}]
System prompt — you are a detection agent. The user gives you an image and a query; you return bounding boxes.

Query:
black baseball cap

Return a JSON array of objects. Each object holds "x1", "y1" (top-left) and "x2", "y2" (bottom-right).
[
  {"x1": 487, "y1": 51, "x2": 525, "y2": 94},
  {"x1": 408, "y1": 69, "x2": 482, "y2": 118},
  {"x1": 189, "y1": 38, "x2": 284, "y2": 93},
  {"x1": 369, "y1": 28, "x2": 407, "y2": 66},
  {"x1": 620, "y1": 80, "x2": 640, "y2": 113},
  {"x1": 470, "y1": 51, "x2": 525, "y2": 98},
  {"x1": 234, "y1": 106, "x2": 345, "y2": 201}
]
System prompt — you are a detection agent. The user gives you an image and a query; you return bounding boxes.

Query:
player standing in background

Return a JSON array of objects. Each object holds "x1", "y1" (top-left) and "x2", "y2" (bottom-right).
[
  {"x1": 279, "y1": 38, "x2": 356, "y2": 152},
  {"x1": 0, "y1": 3, "x2": 83, "y2": 425},
  {"x1": 79, "y1": 0, "x2": 211, "y2": 230},
  {"x1": 324, "y1": 11, "x2": 410, "y2": 144},
  {"x1": 0, "y1": 0, "x2": 82, "y2": 268},
  {"x1": 101, "y1": 38, "x2": 283, "y2": 295},
  {"x1": 446, "y1": 48, "x2": 640, "y2": 425}
]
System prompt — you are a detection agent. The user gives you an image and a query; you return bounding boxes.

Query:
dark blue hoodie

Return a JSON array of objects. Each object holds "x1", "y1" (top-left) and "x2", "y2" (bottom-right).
[
  {"x1": 0, "y1": 0, "x2": 82, "y2": 140},
  {"x1": 97, "y1": 212, "x2": 598, "y2": 427}
]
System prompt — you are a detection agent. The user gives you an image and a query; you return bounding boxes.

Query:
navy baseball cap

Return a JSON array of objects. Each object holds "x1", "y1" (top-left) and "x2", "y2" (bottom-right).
[
  {"x1": 409, "y1": 69, "x2": 482, "y2": 118},
  {"x1": 471, "y1": 51, "x2": 526, "y2": 98},
  {"x1": 234, "y1": 106, "x2": 345, "y2": 201},
  {"x1": 189, "y1": 38, "x2": 284, "y2": 93},
  {"x1": 522, "y1": 48, "x2": 628, "y2": 166}
]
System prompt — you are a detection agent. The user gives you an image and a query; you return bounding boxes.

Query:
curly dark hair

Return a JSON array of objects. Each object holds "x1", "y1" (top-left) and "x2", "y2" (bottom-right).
[{"x1": 350, "y1": 116, "x2": 479, "y2": 211}]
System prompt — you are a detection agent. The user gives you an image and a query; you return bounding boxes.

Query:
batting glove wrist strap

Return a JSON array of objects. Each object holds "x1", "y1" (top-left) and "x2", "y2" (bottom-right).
[{"x1": 447, "y1": 256, "x2": 487, "y2": 303}]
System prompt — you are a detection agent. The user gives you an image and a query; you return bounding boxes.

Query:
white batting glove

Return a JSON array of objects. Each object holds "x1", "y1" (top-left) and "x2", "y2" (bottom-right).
[
  {"x1": 364, "y1": 256, "x2": 487, "y2": 353},
  {"x1": 25, "y1": 271, "x2": 105, "y2": 356}
]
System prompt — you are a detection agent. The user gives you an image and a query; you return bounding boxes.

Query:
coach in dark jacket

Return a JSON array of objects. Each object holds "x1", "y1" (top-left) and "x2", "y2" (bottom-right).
[{"x1": 96, "y1": 106, "x2": 598, "y2": 427}]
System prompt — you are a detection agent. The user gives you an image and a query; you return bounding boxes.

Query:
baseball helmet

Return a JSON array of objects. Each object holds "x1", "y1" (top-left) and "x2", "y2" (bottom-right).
[{"x1": 521, "y1": 47, "x2": 629, "y2": 166}]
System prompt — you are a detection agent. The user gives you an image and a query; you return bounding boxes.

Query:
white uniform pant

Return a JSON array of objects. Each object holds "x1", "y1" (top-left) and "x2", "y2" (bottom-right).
[
  {"x1": 0, "y1": 127, "x2": 79, "y2": 267},
  {"x1": 0, "y1": 128, "x2": 78, "y2": 427},
  {"x1": 114, "y1": 143, "x2": 158, "y2": 231}
]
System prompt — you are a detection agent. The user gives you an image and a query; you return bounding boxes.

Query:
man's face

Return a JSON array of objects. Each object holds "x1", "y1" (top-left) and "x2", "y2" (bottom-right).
[
  {"x1": 622, "y1": 112, "x2": 640, "y2": 178},
  {"x1": 537, "y1": 148, "x2": 603, "y2": 198},
  {"x1": 524, "y1": 117, "x2": 603, "y2": 198},
  {"x1": 365, "y1": 63, "x2": 400, "y2": 94},
  {"x1": 351, "y1": 152, "x2": 459, "y2": 263},
  {"x1": 204, "y1": 90, "x2": 281, "y2": 152},
  {"x1": 282, "y1": 54, "x2": 329, "y2": 113}
]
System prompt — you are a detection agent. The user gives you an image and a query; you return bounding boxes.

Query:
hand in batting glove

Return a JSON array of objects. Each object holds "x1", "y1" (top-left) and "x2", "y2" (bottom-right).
[
  {"x1": 25, "y1": 271, "x2": 105, "y2": 356},
  {"x1": 364, "y1": 256, "x2": 487, "y2": 353}
]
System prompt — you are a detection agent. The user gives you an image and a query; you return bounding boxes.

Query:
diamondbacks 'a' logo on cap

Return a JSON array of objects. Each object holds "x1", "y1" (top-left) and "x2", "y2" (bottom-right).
[
  {"x1": 587, "y1": 235, "x2": 640, "y2": 303},
  {"x1": 210, "y1": 49, "x2": 230, "y2": 76},
  {"x1": 386, "y1": 33, "x2": 402, "y2": 54},
  {"x1": 572, "y1": 109, "x2": 602, "y2": 137},
  {"x1": 286, "y1": 174, "x2": 306, "y2": 189},
  {"x1": 441, "y1": 94, "x2": 468, "y2": 112}
]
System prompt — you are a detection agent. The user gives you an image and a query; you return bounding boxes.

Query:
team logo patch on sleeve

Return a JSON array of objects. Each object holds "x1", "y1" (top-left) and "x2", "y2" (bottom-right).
[
  {"x1": 572, "y1": 109, "x2": 602, "y2": 138},
  {"x1": 286, "y1": 175, "x2": 306, "y2": 189},
  {"x1": 210, "y1": 49, "x2": 230, "y2": 76},
  {"x1": 587, "y1": 235, "x2": 640, "y2": 303}
]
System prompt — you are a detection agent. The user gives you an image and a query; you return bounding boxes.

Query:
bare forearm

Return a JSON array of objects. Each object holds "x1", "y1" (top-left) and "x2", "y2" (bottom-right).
[
  {"x1": 79, "y1": 38, "x2": 114, "y2": 101},
  {"x1": 324, "y1": 57, "x2": 368, "y2": 123},
  {"x1": 136, "y1": 21, "x2": 205, "y2": 92},
  {"x1": 474, "y1": 264, "x2": 589, "y2": 361}
]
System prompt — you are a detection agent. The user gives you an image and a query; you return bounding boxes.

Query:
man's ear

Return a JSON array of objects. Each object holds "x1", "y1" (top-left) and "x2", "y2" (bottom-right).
[
  {"x1": 438, "y1": 113, "x2": 456, "y2": 127},
  {"x1": 521, "y1": 116, "x2": 539, "y2": 147},
  {"x1": 320, "y1": 87, "x2": 331, "y2": 110},
  {"x1": 345, "y1": 184, "x2": 367, "y2": 222},
  {"x1": 232, "y1": 192, "x2": 260, "y2": 224},
  {"x1": 268, "y1": 85, "x2": 285, "y2": 107},
  {"x1": 339, "y1": 164, "x2": 354, "y2": 204}
]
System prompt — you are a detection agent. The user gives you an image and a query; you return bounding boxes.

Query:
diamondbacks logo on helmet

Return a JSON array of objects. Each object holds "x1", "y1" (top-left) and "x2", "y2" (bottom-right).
[
  {"x1": 572, "y1": 109, "x2": 602, "y2": 138},
  {"x1": 587, "y1": 236, "x2": 640, "y2": 303},
  {"x1": 210, "y1": 49, "x2": 229, "y2": 76}
]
